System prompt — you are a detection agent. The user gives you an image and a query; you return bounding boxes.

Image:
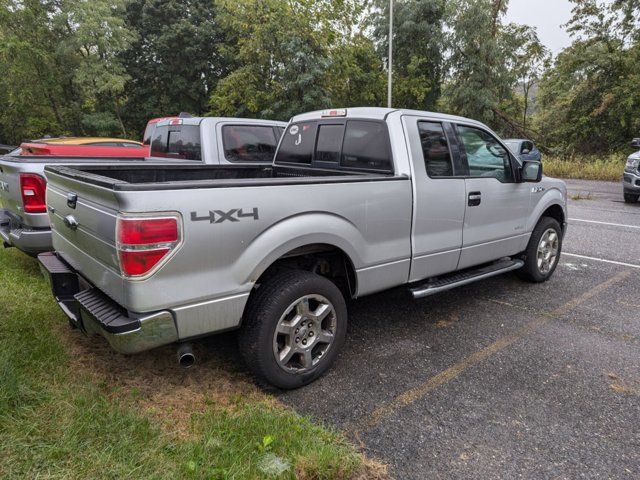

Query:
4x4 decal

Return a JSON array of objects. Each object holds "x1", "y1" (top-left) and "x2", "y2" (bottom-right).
[{"x1": 190, "y1": 208, "x2": 259, "y2": 224}]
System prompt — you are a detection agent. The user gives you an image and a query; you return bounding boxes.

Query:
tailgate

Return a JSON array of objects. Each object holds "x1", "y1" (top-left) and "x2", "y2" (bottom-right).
[{"x1": 45, "y1": 169, "x2": 125, "y2": 302}]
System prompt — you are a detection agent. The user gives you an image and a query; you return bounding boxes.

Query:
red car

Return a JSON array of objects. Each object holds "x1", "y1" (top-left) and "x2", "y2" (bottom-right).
[{"x1": 17, "y1": 137, "x2": 148, "y2": 157}]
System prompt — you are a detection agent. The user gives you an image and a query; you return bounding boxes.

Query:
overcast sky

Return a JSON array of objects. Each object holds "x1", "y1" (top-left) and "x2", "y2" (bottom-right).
[{"x1": 505, "y1": 0, "x2": 575, "y2": 54}]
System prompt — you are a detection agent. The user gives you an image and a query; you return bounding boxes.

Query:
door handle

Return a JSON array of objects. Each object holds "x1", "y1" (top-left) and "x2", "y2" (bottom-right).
[{"x1": 468, "y1": 192, "x2": 482, "y2": 207}]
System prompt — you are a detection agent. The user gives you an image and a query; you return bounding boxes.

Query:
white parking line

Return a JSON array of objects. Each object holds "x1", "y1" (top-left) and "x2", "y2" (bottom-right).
[
  {"x1": 570, "y1": 218, "x2": 640, "y2": 230},
  {"x1": 563, "y1": 253, "x2": 640, "y2": 270}
]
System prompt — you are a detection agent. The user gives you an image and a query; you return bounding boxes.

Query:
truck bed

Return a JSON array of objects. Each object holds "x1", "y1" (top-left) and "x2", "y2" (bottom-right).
[{"x1": 44, "y1": 164, "x2": 402, "y2": 191}]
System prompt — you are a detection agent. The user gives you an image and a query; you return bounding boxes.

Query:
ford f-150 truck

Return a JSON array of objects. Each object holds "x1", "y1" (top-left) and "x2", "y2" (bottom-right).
[
  {"x1": 39, "y1": 108, "x2": 567, "y2": 389},
  {"x1": 0, "y1": 117, "x2": 285, "y2": 255}
]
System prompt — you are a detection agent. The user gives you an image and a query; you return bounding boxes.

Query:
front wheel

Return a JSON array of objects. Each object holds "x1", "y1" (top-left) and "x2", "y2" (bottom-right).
[
  {"x1": 239, "y1": 270, "x2": 348, "y2": 389},
  {"x1": 516, "y1": 217, "x2": 563, "y2": 283},
  {"x1": 624, "y1": 193, "x2": 639, "y2": 204}
]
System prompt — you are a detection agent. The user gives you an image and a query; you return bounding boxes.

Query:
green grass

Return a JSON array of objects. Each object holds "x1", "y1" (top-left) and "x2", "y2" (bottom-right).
[
  {"x1": 543, "y1": 154, "x2": 626, "y2": 182},
  {"x1": 0, "y1": 248, "x2": 380, "y2": 479}
]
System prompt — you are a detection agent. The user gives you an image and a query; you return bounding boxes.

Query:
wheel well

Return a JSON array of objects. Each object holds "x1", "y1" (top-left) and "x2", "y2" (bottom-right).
[
  {"x1": 256, "y1": 244, "x2": 357, "y2": 298},
  {"x1": 541, "y1": 204, "x2": 566, "y2": 232}
]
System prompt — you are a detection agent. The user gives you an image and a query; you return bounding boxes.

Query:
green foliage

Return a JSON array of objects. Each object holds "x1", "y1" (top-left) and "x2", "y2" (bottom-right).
[
  {"x1": 372, "y1": 0, "x2": 446, "y2": 111},
  {"x1": 441, "y1": 0, "x2": 546, "y2": 138},
  {"x1": 0, "y1": 0, "x2": 133, "y2": 143},
  {"x1": 0, "y1": 0, "x2": 637, "y2": 157},
  {"x1": 120, "y1": 0, "x2": 226, "y2": 133},
  {"x1": 0, "y1": 247, "x2": 368, "y2": 479},
  {"x1": 542, "y1": 153, "x2": 627, "y2": 181},
  {"x1": 210, "y1": 0, "x2": 375, "y2": 120},
  {"x1": 536, "y1": 0, "x2": 640, "y2": 154}
]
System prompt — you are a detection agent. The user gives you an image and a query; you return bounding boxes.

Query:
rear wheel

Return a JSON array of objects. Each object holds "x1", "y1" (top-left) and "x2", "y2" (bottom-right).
[
  {"x1": 239, "y1": 270, "x2": 347, "y2": 389},
  {"x1": 516, "y1": 216, "x2": 562, "y2": 283},
  {"x1": 624, "y1": 192, "x2": 639, "y2": 204}
]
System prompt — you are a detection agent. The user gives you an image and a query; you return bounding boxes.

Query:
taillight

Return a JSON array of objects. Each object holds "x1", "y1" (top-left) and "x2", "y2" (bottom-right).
[
  {"x1": 20, "y1": 174, "x2": 47, "y2": 213},
  {"x1": 116, "y1": 215, "x2": 181, "y2": 278}
]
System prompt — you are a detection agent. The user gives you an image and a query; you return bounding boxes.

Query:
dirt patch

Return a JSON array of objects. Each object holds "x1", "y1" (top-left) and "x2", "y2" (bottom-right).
[
  {"x1": 435, "y1": 313, "x2": 459, "y2": 329},
  {"x1": 53, "y1": 321, "x2": 391, "y2": 478},
  {"x1": 607, "y1": 373, "x2": 640, "y2": 397},
  {"x1": 55, "y1": 322, "x2": 264, "y2": 438}
]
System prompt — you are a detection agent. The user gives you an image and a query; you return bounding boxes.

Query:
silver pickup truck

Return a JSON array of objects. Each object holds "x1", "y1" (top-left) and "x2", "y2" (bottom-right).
[
  {"x1": 0, "y1": 117, "x2": 285, "y2": 255},
  {"x1": 623, "y1": 138, "x2": 640, "y2": 203},
  {"x1": 39, "y1": 107, "x2": 567, "y2": 389}
]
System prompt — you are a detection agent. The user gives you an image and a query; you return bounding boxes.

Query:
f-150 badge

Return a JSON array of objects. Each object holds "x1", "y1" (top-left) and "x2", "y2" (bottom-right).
[{"x1": 190, "y1": 208, "x2": 259, "y2": 224}]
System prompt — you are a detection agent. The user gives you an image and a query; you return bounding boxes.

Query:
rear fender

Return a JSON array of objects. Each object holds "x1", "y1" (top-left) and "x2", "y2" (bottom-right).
[{"x1": 234, "y1": 212, "x2": 363, "y2": 287}]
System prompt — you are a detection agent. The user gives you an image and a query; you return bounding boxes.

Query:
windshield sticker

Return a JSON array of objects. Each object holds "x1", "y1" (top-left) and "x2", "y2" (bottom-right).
[
  {"x1": 294, "y1": 134, "x2": 302, "y2": 146},
  {"x1": 289, "y1": 125, "x2": 299, "y2": 135}
]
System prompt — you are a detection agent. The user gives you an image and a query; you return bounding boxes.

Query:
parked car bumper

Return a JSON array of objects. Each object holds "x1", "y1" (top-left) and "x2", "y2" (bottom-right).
[
  {"x1": 38, "y1": 252, "x2": 179, "y2": 354},
  {"x1": 1, "y1": 210, "x2": 52, "y2": 254},
  {"x1": 623, "y1": 171, "x2": 640, "y2": 193}
]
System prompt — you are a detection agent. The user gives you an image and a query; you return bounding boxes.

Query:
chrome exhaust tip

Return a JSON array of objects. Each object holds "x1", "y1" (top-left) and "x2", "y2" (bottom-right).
[{"x1": 177, "y1": 343, "x2": 196, "y2": 369}]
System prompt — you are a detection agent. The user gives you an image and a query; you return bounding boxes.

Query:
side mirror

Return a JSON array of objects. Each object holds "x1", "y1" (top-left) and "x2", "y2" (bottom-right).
[
  {"x1": 521, "y1": 149, "x2": 531, "y2": 155},
  {"x1": 631, "y1": 138, "x2": 640, "y2": 149},
  {"x1": 521, "y1": 160, "x2": 542, "y2": 182}
]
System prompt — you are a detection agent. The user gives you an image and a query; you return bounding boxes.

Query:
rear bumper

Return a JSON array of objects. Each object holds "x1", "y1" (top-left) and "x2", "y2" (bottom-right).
[
  {"x1": 623, "y1": 171, "x2": 640, "y2": 192},
  {"x1": 38, "y1": 252, "x2": 178, "y2": 354},
  {"x1": 1, "y1": 211, "x2": 52, "y2": 254}
]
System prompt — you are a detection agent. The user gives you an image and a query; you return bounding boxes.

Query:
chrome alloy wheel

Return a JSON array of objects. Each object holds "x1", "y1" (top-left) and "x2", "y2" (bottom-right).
[
  {"x1": 272, "y1": 294, "x2": 337, "y2": 373},
  {"x1": 537, "y1": 228, "x2": 559, "y2": 274}
]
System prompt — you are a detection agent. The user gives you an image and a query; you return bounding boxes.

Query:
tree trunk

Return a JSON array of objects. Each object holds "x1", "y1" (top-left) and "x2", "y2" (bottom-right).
[{"x1": 114, "y1": 97, "x2": 127, "y2": 137}]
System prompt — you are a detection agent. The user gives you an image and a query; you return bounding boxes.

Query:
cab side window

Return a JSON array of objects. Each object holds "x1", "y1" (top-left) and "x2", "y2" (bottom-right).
[
  {"x1": 341, "y1": 121, "x2": 392, "y2": 172},
  {"x1": 418, "y1": 121, "x2": 454, "y2": 177},
  {"x1": 457, "y1": 125, "x2": 513, "y2": 182}
]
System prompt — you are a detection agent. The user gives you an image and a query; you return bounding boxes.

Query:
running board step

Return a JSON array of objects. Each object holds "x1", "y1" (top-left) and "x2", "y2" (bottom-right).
[{"x1": 410, "y1": 258, "x2": 524, "y2": 299}]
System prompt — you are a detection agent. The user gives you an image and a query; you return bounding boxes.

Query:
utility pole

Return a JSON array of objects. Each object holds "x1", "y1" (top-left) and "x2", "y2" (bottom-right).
[{"x1": 387, "y1": 0, "x2": 394, "y2": 108}]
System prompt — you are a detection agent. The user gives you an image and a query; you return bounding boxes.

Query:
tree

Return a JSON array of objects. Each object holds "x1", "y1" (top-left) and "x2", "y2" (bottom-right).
[
  {"x1": 440, "y1": 0, "x2": 546, "y2": 140},
  {"x1": 209, "y1": 0, "x2": 368, "y2": 120},
  {"x1": 0, "y1": 0, "x2": 78, "y2": 143},
  {"x1": 370, "y1": 0, "x2": 446, "y2": 110},
  {"x1": 58, "y1": 0, "x2": 135, "y2": 136},
  {"x1": 120, "y1": 0, "x2": 226, "y2": 134},
  {"x1": 536, "y1": 0, "x2": 640, "y2": 153},
  {"x1": 325, "y1": 32, "x2": 386, "y2": 108},
  {"x1": 0, "y1": 0, "x2": 135, "y2": 142}
]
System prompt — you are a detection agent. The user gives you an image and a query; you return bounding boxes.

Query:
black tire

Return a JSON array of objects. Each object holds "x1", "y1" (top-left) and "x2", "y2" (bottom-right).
[
  {"x1": 239, "y1": 270, "x2": 348, "y2": 389},
  {"x1": 624, "y1": 193, "x2": 639, "y2": 204},
  {"x1": 516, "y1": 216, "x2": 563, "y2": 283}
]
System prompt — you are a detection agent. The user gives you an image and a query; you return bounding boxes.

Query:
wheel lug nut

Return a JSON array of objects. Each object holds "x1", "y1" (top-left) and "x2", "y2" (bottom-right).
[
  {"x1": 295, "y1": 337, "x2": 300, "y2": 343},
  {"x1": 302, "y1": 339, "x2": 307, "y2": 345},
  {"x1": 309, "y1": 332, "x2": 314, "y2": 337},
  {"x1": 295, "y1": 328, "x2": 299, "y2": 333}
]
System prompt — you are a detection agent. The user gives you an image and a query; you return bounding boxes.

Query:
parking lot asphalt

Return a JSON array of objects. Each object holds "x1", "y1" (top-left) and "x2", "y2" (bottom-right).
[{"x1": 279, "y1": 179, "x2": 640, "y2": 479}]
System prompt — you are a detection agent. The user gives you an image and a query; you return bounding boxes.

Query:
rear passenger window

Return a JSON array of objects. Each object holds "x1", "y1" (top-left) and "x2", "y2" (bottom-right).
[
  {"x1": 151, "y1": 125, "x2": 202, "y2": 160},
  {"x1": 274, "y1": 122, "x2": 318, "y2": 165},
  {"x1": 418, "y1": 121, "x2": 453, "y2": 177},
  {"x1": 341, "y1": 121, "x2": 391, "y2": 171},
  {"x1": 315, "y1": 124, "x2": 343, "y2": 163},
  {"x1": 222, "y1": 125, "x2": 279, "y2": 162}
]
